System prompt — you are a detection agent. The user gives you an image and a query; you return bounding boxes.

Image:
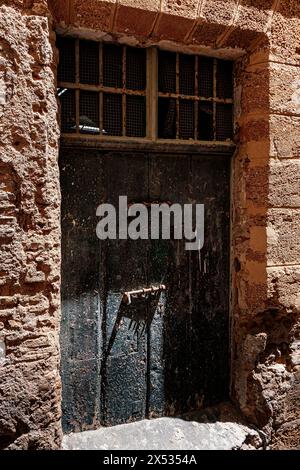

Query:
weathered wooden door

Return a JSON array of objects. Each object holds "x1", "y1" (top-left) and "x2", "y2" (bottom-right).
[{"x1": 60, "y1": 147, "x2": 230, "y2": 432}]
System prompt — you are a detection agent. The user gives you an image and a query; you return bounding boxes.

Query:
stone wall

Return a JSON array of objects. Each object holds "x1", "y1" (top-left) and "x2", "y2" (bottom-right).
[
  {"x1": 0, "y1": 0, "x2": 299, "y2": 449},
  {"x1": 232, "y1": 3, "x2": 300, "y2": 447},
  {"x1": 0, "y1": 1, "x2": 61, "y2": 449}
]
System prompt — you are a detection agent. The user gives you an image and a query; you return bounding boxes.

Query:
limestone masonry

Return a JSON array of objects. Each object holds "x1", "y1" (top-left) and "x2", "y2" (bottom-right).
[{"x1": 0, "y1": 0, "x2": 299, "y2": 450}]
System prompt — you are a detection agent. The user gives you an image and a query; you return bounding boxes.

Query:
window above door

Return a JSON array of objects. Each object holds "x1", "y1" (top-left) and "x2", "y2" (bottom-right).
[{"x1": 57, "y1": 37, "x2": 234, "y2": 144}]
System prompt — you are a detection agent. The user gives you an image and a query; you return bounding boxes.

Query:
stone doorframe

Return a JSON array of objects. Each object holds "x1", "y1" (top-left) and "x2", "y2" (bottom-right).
[{"x1": 0, "y1": 0, "x2": 299, "y2": 450}]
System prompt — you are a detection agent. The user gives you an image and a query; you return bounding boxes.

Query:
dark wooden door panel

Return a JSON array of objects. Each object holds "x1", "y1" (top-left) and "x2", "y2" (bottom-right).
[
  {"x1": 60, "y1": 150, "x2": 102, "y2": 432},
  {"x1": 100, "y1": 153, "x2": 150, "y2": 425},
  {"x1": 60, "y1": 148, "x2": 230, "y2": 431},
  {"x1": 147, "y1": 154, "x2": 190, "y2": 417},
  {"x1": 189, "y1": 155, "x2": 230, "y2": 407}
]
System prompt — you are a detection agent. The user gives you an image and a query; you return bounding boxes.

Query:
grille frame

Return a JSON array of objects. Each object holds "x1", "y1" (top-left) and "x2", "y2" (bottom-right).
[{"x1": 57, "y1": 38, "x2": 234, "y2": 144}]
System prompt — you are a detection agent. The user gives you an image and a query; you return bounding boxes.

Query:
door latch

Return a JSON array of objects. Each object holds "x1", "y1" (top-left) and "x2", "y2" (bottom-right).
[{"x1": 122, "y1": 284, "x2": 166, "y2": 305}]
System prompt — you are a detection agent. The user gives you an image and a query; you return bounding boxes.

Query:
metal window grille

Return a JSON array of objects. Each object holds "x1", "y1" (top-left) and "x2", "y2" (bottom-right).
[
  {"x1": 126, "y1": 47, "x2": 146, "y2": 91},
  {"x1": 199, "y1": 102, "x2": 214, "y2": 141},
  {"x1": 57, "y1": 38, "x2": 234, "y2": 143},
  {"x1": 57, "y1": 37, "x2": 76, "y2": 83},
  {"x1": 103, "y1": 44, "x2": 123, "y2": 89},
  {"x1": 79, "y1": 40, "x2": 99, "y2": 85},
  {"x1": 198, "y1": 57, "x2": 214, "y2": 98},
  {"x1": 157, "y1": 50, "x2": 233, "y2": 142},
  {"x1": 58, "y1": 88, "x2": 75, "y2": 133},
  {"x1": 179, "y1": 54, "x2": 195, "y2": 96},
  {"x1": 103, "y1": 94, "x2": 122, "y2": 136},
  {"x1": 179, "y1": 99, "x2": 194, "y2": 140},
  {"x1": 158, "y1": 51, "x2": 176, "y2": 94},
  {"x1": 216, "y1": 60, "x2": 233, "y2": 99},
  {"x1": 126, "y1": 96, "x2": 146, "y2": 137},
  {"x1": 79, "y1": 91, "x2": 99, "y2": 134},
  {"x1": 216, "y1": 104, "x2": 233, "y2": 140},
  {"x1": 58, "y1": 39, "x2": 147, "y2": 138}
]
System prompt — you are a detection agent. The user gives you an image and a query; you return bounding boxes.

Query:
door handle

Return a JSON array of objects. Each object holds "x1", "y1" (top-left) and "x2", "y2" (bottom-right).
[{"x1": 122, "y1": 284, "x2": 166, "y2": 305}]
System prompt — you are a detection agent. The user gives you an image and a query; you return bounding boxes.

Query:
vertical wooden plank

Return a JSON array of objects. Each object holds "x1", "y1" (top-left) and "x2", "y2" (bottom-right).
[
  {"x1": 99, "y1": 43, "x2": 103, "y2": 136},
  {"x1": 189, "y1": 153, "x2": 230, "y2": 406},
  {"x1": 213, "y1": 58, "x2": 217, "y2": 141},
  {"x1": 122, "y1": 46, "x2": 126, "y2": 137},
  {"x1": 194, "y1": 55, "x2": 199, "y2": 140},
  {"x1": 100, "y1": 152, "x2": 149, "y2": 425},
  {"x1": 148, "y1": 154, "x2": 191, "y2": 417},
  {"x1": 59, "y1": 148, "x2": 103, "y2": 432},
  {"x1": 75, "y1": 39, "x2": 80, "y2": 134},
  {"x1": 175, "y1": 53, "x2": 180, "y2": 140}
]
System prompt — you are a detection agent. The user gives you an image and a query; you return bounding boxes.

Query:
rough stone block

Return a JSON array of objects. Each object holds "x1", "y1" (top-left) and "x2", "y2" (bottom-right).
[
  {"x1": 0, "y1": 2, "x2": 61, "y2": 450},
  {"x1": 245, "y1": 260, "x2": 267, "y2": 285},
  {"x1": 234, "y1": 0, "x2": 273, "y2": 33},
  {"x1": 241, "y1": 64, "x2": 269, "y2": 114},
  {"x1": 154, "y1": 14, "x2": 194, "y2": 42},
  {"x1": 237, "y1": 275, "x2": 267, "y2": 313},
  {"x1": 202, "y1": 0, "x2": 237, "y2": 25},
  {"x1": 190, "y1": 20, "x2": 228, "y2": 46},
  {"x1": 269, "y1": 160, "x2": 300, "y2": 207},
  {"x1": 223, "y1": 28, "x2": 260, "y2": 50},
  {"x1": 269, "y1": 63, "x2": 300, "y2": 116},
  {"x1": 62, "y1": 414, "x2": 264, "y2": 450},
  {"x1": 120, "y1": 0, "x2": 159, "y2": 9},
  {"x1": 114, "y1": 3, "x2": 159, "y2": 37},
  {"x1": 275, "y1": 0, "x2": 300, "y2": 17},
  {"x1": 291, "y1": 340, "x2": 300, "y2": 367},
  {"x1": 48, "y1": 0, "x2": 70, "y2": 25},
  {"x1": 153, "y1": 0, "x2": 200, "y2": 42},
  {"x1": 162, "y1": 0, "x2": 199, "y2": 19},
  {"x1": 245, "y1": 165, "x2": 268, "y2": 206},
  {"x1": 249, "y1": 226, "x2": 267, "y2": 253},
  {"x1": 270, "y1": 1, "x2": 300, "y2": 64},
  {"x1": 237, "y1": 142, "x2": 270, "y2": 167},
  {"x1": 272, "y1": 418, "x2": 300, "y2": 450},
  {"x1": 267, "y1": 266, "x2": 300, "y2": 313},
  {"x1": 70, "y1": 0, "x2": 116, "y2": 31},
  {"x1": 267, "y1": 209, "x2": 300, "y2": 265},
  {"x1": 270, "y1": 115, "x2": 300, "y2": 158},
  {"x1": 239, "y1": 118, "x2": 269, "y2": 143}
]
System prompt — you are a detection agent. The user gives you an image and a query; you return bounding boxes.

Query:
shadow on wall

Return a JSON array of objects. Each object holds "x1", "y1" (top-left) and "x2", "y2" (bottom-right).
[{"x1": 231, "y1": 37, "x2": 299, "y2": 446}]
